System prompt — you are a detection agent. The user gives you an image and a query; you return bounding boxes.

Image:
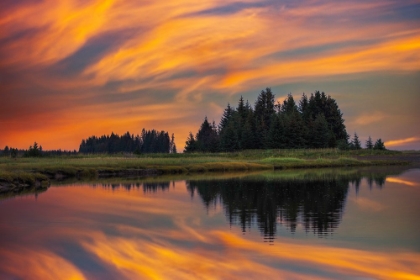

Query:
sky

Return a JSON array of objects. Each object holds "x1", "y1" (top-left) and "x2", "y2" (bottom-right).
[{"x1": 1, "y1": 0, "x2": 419, "y2": 151}]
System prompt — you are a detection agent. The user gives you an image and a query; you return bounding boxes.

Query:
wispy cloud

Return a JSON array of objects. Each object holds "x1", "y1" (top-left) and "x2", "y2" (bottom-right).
[
  {"x1": 385, "y1": 137, "x2": 420, "y2": 147},
  {"x1": 1, "y1": 0, "x2": 419, "y2": 149},
  {"x1": 354, "y1": 112, "x2": 386, "y2": 126}
]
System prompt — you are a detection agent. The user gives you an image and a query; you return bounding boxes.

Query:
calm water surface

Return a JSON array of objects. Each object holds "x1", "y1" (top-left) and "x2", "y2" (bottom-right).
[{"x1": 1, "y1": 167, "x2": 419, "y2": 279}]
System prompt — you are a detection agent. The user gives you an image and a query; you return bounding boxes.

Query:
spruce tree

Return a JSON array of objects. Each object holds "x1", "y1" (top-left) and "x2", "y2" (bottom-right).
[
  {"x1": 299, "y1": 93, "x2": 310, "y2": 122},
  {"x1": 196, "y1": 117, "x2": 219, "y2": 152},
  {"x1": 184, "y1": 132, "x2": 197, "y2": 153},
  {"x1": 254, "y1": 88, "x2": 275, "y2": 147},
  {"x1": 219, "y1": 103, "x2": 234, "y2": 132},
  {"x1": 170, "y1": 133, "x2": 177, "y2": 153},
  {"x1": 267, "y1": 114, "x2": 285, "y2": 149},
  {"x1": 311, "y1": 114, "x2": 330, "y2": 148},
  {"x1": 281, "y1": 93, "x2": 298, "y2": 115},
  {"x1": 220, "y1": 122, "x2": 238, "y2": 152},
  {"x1": 366, "y1": 136, "x2": 373, "y2": 149},
  {"x1": 352, "y1": 133, "x2": 362, "y2": 150},
  {"x1": 373, "y1": 139, "x2": 386, "y2": 150},
  {"x1": 241, "y1": 110, "x2": 256, "y2": 150},
  {"x1": 3, "y1": 146, "x2": 10, "y2": 157},
  {"x1": 284, "y1": 110, "x2": 306, "y2": 148}
]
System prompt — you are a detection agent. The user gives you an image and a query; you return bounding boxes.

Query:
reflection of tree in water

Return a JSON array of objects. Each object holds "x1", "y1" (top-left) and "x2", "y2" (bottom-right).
[
  {"x1": 97, "y1": 182, "x2": 170, "y2": 193},
  {"x1": 187, "y1": 172, "x2": 387, "y2": 240}
]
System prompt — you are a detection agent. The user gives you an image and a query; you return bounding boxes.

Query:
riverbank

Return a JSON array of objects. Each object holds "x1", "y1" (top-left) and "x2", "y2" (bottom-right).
[{"x1": 0, "y1": 149, "x2": 417, "y2": 193}]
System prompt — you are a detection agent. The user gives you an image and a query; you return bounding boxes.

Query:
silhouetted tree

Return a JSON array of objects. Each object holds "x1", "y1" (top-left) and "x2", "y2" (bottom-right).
[
  {"x1": 267, "y1": 114, "x2": 285, "y2": 148},
  {"x1": 195, "y1": 117, "x2": 219, "y2": 152},
  {"x1": 184, "y1": 132, "x2": 198, "y2": 153},
  {"x1": 352, "y1": 133, "x2": 362, "y2": 150},
  {"x1": 26, "y1": 142, "x2": 42, "y2": 157},
  {"x1": 79, "y1": 129, "x2": 173, "y2": 154},
  {"x1": 310, "y1": 114, "x2": 330, "y2": 148},
  {"x1": 373, "y1": 139, "x2": 386, "y2": 150},
  {"x1": 366, "y1": 136, "x2": 373, "y2": 149},
  {"x1": 3, "y1": 146, "x2": 10, "y2": 157},
  {"x1": 170, "y1": 133, "x2": 177, "y2": 153},
  {"x1": 184, "y1": 88, "x2": 359, "y2": 152},
  {"x1": 10, "y1": 148, "x2": 18, "y2": 158},
  {"x1": 254, "y1": 88, "x2": 276, "y2": 147}
]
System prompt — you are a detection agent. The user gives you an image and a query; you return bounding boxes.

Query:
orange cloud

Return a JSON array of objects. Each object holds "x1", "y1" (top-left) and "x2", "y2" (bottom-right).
[
  {"x1": 386, "y1": 178, "x2": 419, "y2": 187},
  {"x1": 385, "y1": 137, "x2": 420, "y2": 147},
  {"x1": 1, "y1": 181, "x2": 419, "y2": 279},
  {"x1": 351, "y1": 197, "x2": 385, "y2": 211},
  {"x1": 354, "y1": 112, "x2": 386, "y2": 126},
  {"x1": 1, "y1": 0, "x2": 420, "y2": 150},
  {"x1": 216, "y1": 231, "x2": 420, "y2": 280},
  {"x1": 0, "y1": 248, "x2": 85, "y2": 280}
]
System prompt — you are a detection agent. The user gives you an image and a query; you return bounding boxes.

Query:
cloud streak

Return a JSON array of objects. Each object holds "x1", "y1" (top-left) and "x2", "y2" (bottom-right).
[{"x1": 1, "y1": 0, "x2": 419, "y2": 150}]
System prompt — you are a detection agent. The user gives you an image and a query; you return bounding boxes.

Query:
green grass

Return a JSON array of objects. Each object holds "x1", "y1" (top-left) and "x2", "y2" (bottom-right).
[{"x1": 0, "y1": 149, "x2": 412, "y2": 185}]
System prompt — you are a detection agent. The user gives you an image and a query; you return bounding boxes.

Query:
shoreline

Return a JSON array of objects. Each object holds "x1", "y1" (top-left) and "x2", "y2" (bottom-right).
[{"x1": 1, "y1": 150, "x2": 418, "y2": 194}]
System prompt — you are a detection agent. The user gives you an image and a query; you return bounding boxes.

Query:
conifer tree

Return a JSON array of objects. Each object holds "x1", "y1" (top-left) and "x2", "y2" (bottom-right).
[
  {"x1": 241, "y1": 110, "x2": 257, "y2": 149},
  {"x1": 3, "y1": 146, "x2": 10, "y2": 157},
  {"x1": 299, "y1": 93, "x2": 310, "y2": 122},
  {"x1": 352, "y1": 133, "x2": 362, "y2": 150},
  {"x1": 170, "y1": 133, "x2": 177, "y2": 153},
  {"x1": 281, "y1": 93, "x2": 298, "y2": 115},
  {"x1": 284, "y1": 110, "x2": 306, "y2": 148},
  {"x1": 254, "y1": 88, "x2": 275, "y2": 147},
  {"x1": 219, "y1": 103, "x2": 234, "y2": 132},
  {"x1": 196, "y1": 117, "x2": 219, "y2": 152},
  {"x1": 267, "y1": 114, "x2": 285, "y2": 149},
  {"x1": 366, "y1": 136, "x2": 373, "y2": 149},
  {"x1": 311, "y1": 114, "x2": 330, "y2": 148},
  {"x1": 373, "y1": 139, "x2": 386, "y2": 150},
  {"x1": 184, "y1": 132, "x2": 197, "y2": 153},
  {"x1": 220, "y1": 122, "x2": 238, "y2": 152}
]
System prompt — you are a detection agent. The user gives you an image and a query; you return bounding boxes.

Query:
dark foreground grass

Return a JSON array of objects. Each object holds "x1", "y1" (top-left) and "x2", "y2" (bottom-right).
[{"x1": 0, "y1": 149, "x2": 413, "y2": 188}]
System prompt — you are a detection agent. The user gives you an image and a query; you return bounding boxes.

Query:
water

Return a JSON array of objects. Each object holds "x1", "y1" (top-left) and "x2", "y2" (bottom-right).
[{"x1": 1, "y1": 167, "x2": 419, "y2": 279}]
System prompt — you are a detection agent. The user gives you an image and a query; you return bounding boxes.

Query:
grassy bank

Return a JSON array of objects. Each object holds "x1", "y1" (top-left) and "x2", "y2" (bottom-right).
[{"x1": 0, "y1": 149, "x2": 413, "y2": 188}]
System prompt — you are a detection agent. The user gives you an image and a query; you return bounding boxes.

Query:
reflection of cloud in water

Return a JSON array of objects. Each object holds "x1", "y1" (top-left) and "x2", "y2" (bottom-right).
[
  {"x1": 0, "y1": 247, "x2": 84, "y2": 280},
  {"x1": 0, "y1": 168, "x2": 419, "y2": 279},
  {"x1": 80, "y1": 228, "x2": 420, "y2": 280},
  {"x1": 351, "y1": 197, "x2": 385, "y2": 212},
  {"x1": 386, "y1": 177, "x2": 419, "y2": 187}
]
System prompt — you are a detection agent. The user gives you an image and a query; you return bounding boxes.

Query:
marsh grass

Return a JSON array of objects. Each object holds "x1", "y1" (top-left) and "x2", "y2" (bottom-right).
[{"x1": 0, "y1": 149, "x2": 409, "y2": 184}]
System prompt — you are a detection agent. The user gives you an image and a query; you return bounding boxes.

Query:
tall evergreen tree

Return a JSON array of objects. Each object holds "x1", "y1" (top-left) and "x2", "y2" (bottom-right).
[
  {"x1": 220, "y1": 121, "x2": 238, "y2": 152},
  {"x1": 196, "y1": 117, "x2": 219, "y2": 152},
  {"x1": 281, "y1": 93, "x2": 298, "y2": 115},
  {"x1": 373, "y1": 138, "x2": 386, "y2": 150},
  {"x1": 3, "y1": 146, "x2": 10, "y2": 157},
  {"x1": 310, "y1": 114, "x2": 330, "y2": 148},
  {"x1": 170, "y1": 133, "x2": 177, "y2": 153},
  {"x1": 184, "y1": 132, "x2": 197, "y2": 153},
  {"x1": 254, "y1": 88, "x2": 275, "y2": 147},
  {"x1": 241, "y1": 110, "x2": 257, "y2": 150},
  {"x1": 352, "y1": 133, "x2": 362, "y2": 150},
  {"x1": 283, "y1": 110, "x2": 306, "y2": 148},
  {"x1": 366, "y1": 136, "x2": 373, "y2": 149},
  {"x1": 299, "y1": 93, "x2": 310, "y2": 122},
  {"x1": 267, "y1": 114, "x2": 285, "y2": 149},
  {"x1": 219, "y1": 103, "x2": 234, "y2": 132}
]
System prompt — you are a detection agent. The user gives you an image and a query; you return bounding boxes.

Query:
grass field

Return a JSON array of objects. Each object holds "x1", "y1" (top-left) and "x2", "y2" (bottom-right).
[{"x1": 0, "y1": 149, "x2": 413, "y2": 188}]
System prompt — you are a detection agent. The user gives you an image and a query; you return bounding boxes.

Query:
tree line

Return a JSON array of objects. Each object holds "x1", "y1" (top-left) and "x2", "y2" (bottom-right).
[
  {"x1": 0, "y1": 143, "x2": 78, "y2": 158},
  {"x1": 79, "y1": 129, "x2": 176, "y2": 154},
  {"x1": 185, "y1": 88, "x2": 385, "y2": 152}
]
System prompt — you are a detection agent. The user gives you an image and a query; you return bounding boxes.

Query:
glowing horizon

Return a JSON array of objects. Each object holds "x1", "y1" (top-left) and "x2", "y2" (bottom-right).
[{"x1": 1, "y1": 0, "x2": 419, "y2": 151}]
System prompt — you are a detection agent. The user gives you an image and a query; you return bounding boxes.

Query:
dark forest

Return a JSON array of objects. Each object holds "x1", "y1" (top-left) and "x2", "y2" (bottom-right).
[{"x1": 185, "y1": 89, "x2": 385, "y2": 152}]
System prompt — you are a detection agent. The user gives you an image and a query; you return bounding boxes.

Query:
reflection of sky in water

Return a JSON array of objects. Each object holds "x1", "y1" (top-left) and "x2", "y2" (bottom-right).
[{"x1": 0, "y1": 169, "x2": 419, "y2": 279}]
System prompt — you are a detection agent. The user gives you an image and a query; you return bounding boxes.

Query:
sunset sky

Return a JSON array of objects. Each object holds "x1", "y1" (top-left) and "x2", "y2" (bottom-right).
[{"x1": 1, "y1": 0, "x2": 419, "y2": 151}]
